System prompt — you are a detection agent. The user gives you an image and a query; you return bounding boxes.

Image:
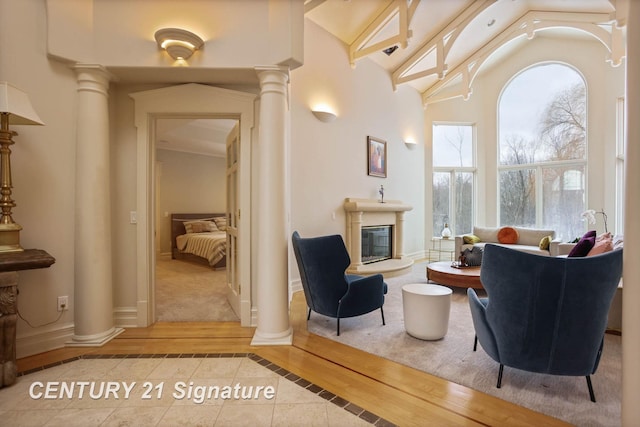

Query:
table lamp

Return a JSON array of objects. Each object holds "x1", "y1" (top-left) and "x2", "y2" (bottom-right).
[{"x1": 0, "y1": 82, "x2": 44, "y2": 252}]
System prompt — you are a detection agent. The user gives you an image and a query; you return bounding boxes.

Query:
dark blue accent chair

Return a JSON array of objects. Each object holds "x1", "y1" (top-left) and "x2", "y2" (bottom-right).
[
  {"x1": 292, "y1": 231, "x2": 388, "y2": 335},
  {"x1": 468, "y1": 244, "x2": 623, "y2": 402}
]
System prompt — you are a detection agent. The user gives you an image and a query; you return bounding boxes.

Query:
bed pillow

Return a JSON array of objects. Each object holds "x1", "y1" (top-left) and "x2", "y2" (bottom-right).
[
  {"x1": 184, "y1": 220, "x2": 218, "y2": 234},
  {"x1": 213, "y1": 217, "x2": 227, "y2": 231}
]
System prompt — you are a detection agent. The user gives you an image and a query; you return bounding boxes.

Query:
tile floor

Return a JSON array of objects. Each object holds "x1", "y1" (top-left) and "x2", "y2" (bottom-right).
[{"x1": 0, "y1": 354, "x2": 396, "y2": 427}]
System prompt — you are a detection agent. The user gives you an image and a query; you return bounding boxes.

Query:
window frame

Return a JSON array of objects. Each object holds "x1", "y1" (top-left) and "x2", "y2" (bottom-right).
[
  {"x1": 497, "y1": 63, "x2": 588, "y2": 234},
  {"x1": 432, "y1": 122, "x2": 477, "y2": 236}
]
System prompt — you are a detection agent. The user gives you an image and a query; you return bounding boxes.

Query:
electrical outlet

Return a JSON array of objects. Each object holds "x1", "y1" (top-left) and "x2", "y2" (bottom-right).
[{"x1": 57, "y1": 296, "x2": 69, "y2": 312}]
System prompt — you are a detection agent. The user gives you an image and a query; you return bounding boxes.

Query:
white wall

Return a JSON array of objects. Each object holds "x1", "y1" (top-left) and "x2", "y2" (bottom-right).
[
  {"x1": 424, "y1": 35, "x2": 625, "y2": 234},
  {"x1": 289, "y1": 20, "x2": 426, "y2": 277},
  {"x1": 156, "y1": 150, "x2": 226, "y2": 254}
]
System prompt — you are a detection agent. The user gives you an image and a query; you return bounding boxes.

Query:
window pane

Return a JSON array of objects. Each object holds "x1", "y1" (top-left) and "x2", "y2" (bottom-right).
[
  {"x1": 542, "y1": 166, "x2": 585, "y2": 241},
  {"x1": 433, "y1": 172, "x2": 450, "y2": 235},
  {"x1": 500, "y1": 169, "x2": 535, "y2": 227},
  {"x1": 433, "y1": 125, "x2": 473, "y2": 167},
  {"x1": 454, "y1": 172, "x2": 473, "y2": 235},
  {"x1": 499, "y1": 64, "x2": 586, "y2": 166}
]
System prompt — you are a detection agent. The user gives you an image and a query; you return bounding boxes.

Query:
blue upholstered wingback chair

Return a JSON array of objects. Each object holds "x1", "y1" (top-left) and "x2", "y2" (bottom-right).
[
  {"x1": 292, "y1": 231, "x2": 388, "y2": 335},
  {"x1": 468, "y1": 244, "x2": 623, "y2": 402}
]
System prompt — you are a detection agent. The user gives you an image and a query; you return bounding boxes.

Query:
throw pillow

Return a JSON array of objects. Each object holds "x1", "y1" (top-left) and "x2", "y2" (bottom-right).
[
  {"x1": 539, "y1": 235, "x2": 552, "y2": 250},
  {"x1": 497, "y1": 227, "x2": 519, "y2": 244},
  {"x1": 587, "y1": 232, "x2": 613, "y2": 256},
  {"x1": 463, "y1": 234, "x2": 481, "y2": 244},
  {"x1": 462, "y1": 246, "x2": 483, "y2": 266},
  {"x1": 568, "y1": 230, "x2": 597, "y2": 257}
]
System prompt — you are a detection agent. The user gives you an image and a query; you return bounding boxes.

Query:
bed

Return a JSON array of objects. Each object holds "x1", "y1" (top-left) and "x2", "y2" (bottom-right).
[{"x1": 171, "y1": 213, "x2": 227, "y2": 269}]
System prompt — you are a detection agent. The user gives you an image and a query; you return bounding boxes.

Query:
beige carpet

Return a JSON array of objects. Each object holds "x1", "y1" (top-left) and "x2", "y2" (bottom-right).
[
  {"x1": 155, "y1": 257, "x2": 239, "y2": 322},
  {"x1": 307, "y1": 261, "x2": 621, "y2": 426}
]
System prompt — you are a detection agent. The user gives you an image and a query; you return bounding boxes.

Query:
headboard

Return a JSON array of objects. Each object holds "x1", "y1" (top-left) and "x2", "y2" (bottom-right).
[{"x1": 170, "y1": 213, "x2": 226, "y2": 252}]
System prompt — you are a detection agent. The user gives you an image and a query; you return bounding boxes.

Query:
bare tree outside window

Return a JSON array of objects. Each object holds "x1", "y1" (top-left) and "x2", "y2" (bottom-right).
[
  {"x1": 432, "y1": 124, "x2": 475, "y2": 236},
  {"x1": 499, "y1": 64, "x2": 586, "y2": 240}
]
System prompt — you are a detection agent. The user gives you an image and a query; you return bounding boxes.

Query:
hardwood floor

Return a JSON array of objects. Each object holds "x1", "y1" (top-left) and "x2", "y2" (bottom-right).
[{"x1": 16, "y1": 292, "x2": 570, "y2": 427}]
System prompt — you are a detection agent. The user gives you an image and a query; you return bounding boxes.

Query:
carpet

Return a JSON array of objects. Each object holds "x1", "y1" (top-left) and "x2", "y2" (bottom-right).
[
  {"x1": 307, "y1": 261, "x2": 621, "y2": 426},
  {"x1": 155, "y1": 257, "x2": 239, "y2": 322}
]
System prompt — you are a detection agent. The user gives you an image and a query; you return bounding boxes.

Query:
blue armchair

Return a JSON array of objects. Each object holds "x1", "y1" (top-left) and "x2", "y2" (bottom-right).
[
  {"x1": 468, "y1": 244, "x2": 623, "y2": 402},
  {"x1": 292, "y1": 231, "x2": 387, "y2": 335}
]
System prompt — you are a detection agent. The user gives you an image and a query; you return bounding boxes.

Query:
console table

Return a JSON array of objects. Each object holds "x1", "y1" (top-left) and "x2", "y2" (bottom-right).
[{"x1": 0, "y1": 249, "x2": 55, "y2": 387}]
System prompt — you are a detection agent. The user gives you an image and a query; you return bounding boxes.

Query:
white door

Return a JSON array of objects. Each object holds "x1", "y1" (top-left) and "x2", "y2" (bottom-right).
[{"x1": 226, "y1": 123, "x2": 241, "y2": 317}]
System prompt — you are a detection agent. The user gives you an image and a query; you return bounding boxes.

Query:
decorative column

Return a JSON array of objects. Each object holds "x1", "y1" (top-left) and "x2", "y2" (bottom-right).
[
  {"x1": 623, "y1": 3, "x2": 639, "y2": 424},
  {"x1": 394, "y1": 211, "x2": 406, "y2": 259},
  {"x1": 69, "y1": 65, "x2": 122, "y2": 346},
  {"x1": 348, "y1": 211, "x2": 363, "y2": 269},
  {"x1": 251, "y1": 66, "x2": 292, "y2": 346}
]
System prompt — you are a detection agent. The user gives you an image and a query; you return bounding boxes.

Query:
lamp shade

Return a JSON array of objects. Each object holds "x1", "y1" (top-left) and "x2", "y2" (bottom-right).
[{"x1": 0, "y1": 82, "x2": 44, "y2": 125}]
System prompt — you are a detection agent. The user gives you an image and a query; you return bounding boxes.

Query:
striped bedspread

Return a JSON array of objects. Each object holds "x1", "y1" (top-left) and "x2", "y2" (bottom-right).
[{"x1": 176, "y1": 231, "x2": 226, "y2": 266}]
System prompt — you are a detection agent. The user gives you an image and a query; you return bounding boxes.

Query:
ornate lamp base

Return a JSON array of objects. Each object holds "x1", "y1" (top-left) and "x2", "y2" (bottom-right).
[{"x1": 0, "y1": 223, "x2": 23, "y2": 253}]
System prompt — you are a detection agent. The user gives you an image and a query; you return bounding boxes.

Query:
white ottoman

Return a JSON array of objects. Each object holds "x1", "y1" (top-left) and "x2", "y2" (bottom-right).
[{"x1": 402, "y1": 283, "x2": 452, "y2": 340}]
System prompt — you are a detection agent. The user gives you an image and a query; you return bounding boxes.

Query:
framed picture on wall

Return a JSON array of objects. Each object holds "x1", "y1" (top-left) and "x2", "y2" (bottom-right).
[{"x1": 367, "y1": 136, "x2": 387, "y2": 178}]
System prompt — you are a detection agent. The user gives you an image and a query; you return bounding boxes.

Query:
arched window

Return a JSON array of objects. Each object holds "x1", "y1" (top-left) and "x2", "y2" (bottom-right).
[{"x1": 498, "y1": 63, "x2": 586, "y2": 240}]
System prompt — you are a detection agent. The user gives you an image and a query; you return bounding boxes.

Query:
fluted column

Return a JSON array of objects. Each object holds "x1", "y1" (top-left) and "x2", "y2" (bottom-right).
[
  {"x1": 69, "y1": 65, "x2": 122, "y2": 346},
  {"x1": 395, "y1": 211, "x2": 405, "y2": 259},
  {"x1": 623, "y1": 3, "x2": 639, "y2": 424},
  {"x1": 251, "y1": 66, "x2": 292, "y2": 345}
]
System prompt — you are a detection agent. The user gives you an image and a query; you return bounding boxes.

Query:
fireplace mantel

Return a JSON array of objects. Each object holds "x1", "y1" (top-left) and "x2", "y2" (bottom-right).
[{"x1": 343, "y1": 198, "x2": 413, "y2": 276}]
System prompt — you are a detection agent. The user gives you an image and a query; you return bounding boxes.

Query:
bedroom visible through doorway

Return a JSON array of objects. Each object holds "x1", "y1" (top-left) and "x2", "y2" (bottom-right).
[{"x1": 154, "y1": 117, "x2": 239, "y2": 322}]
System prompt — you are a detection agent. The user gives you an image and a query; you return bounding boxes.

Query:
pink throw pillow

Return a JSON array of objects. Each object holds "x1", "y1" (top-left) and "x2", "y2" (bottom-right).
[{"x1": 587, "y1": 232, "x2": 613, "y2": 256}]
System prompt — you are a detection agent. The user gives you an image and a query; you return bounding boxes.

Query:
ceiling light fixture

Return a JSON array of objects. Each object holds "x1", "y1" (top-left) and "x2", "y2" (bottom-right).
[
  {"x1": 154, "y1": 28, "x2": 204, "y2": 60},
  {"x1": 383, "y1": 46, "x2": 399, "y2": 56}
]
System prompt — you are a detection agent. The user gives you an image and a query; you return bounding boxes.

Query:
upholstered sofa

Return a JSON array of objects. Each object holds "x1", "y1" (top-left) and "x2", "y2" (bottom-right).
[{"x1": 454, "y1": 226, "x2": 561, "y2": 260}]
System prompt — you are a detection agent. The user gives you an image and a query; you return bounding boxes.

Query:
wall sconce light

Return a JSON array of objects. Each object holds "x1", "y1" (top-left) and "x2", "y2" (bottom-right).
[
  {"x1": 311, "y1": 105, "x2": 337, "y2": 123},
  {"x1": 404, "y1": 138, "x2": 417, "y2": 147},
  {"x1": 0, "y1": 82, "x2": 44, "y2": 252},
  {"x1": 154, "y1": 28, "x2": 204, "y2": 60}
]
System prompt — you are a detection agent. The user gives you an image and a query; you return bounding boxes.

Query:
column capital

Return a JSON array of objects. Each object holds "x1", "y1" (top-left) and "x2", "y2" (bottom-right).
[
  {"x1": 73, "y1": 64, "x2": 116, "y2": 95},
  {"x1": 255, "y1": 66, "x2": 290, "y2": 85}
]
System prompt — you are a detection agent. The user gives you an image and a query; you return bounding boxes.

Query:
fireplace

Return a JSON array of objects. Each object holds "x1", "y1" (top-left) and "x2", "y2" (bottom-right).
[
  {"x1": 343, "y1": 198, "x2": 414, "y2": 276},
  {"x1": 362, "y1": 226, "x2": 392, "y2": 264}
]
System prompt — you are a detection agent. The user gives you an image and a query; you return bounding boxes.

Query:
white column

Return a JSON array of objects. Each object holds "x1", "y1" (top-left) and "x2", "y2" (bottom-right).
[
  {"x1": 623, "y1": 3, "x2": 640, "y2": 424},
  {"x1": 251, "y1": 67, "x2": 292, "y2": 346},
  {"x1": 395, "y1": 211, "x2": 405, "y2": 259},
  {"x1": 350, "y1": 211, "x2": 363, "y2": 267},
  {"x1": 69, "y1": 65, "x2": 122, "y2": 346}
]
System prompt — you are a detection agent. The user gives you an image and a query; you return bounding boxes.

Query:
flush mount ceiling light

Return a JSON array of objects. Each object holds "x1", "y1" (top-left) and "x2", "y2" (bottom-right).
[{"x1": 154, "y1": 28, "x2": 204, "y2": 60}]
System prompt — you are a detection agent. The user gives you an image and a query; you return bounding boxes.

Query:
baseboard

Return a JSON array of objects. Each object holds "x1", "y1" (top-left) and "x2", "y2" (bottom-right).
[
  {"x1": 114, "y1": 306, "x2": 139, "y2": 328},
  {"x1": 16, "y1": 322, "x2": 75, "y2": 359}
]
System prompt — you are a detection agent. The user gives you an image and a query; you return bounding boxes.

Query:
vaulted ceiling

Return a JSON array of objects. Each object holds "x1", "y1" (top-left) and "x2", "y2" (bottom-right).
[
  {"x1": 159, "y1": 0, "x2": 625, "y2": 156},
  {"x1": 305, "y1": 0, "x2": 624, "y2": 104}
]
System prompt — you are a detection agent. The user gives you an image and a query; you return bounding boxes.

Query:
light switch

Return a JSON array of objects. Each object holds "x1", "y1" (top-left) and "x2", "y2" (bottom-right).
[{"x1": 130, "y1": 211, "x2": 137, "y2": 224}]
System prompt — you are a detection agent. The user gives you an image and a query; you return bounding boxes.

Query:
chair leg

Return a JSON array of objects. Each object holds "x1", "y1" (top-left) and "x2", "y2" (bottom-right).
[
  {"x1": 380, "y1": 307, "x2": 386, "y2": 326},
  {"x1": 497, "y1": 364, "x2": 504, "y2": 388},
  {"x1": 307, "y1": 308, "x2": 311, "y2": 320},
  {"x1": 586, "y1": 375, "x2": 596, "y2": 402},
  {"x1": 473, "y1": 335, "x2": 478, "y2": 351},
  {"x1": 337, "y1": 317, "x2": 340, "y2": 336}
]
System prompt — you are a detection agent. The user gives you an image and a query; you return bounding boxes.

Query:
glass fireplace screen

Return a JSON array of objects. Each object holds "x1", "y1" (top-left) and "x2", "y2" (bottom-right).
[{"x1": 361, "y1": 226, "x2": 392, "y2": 264}]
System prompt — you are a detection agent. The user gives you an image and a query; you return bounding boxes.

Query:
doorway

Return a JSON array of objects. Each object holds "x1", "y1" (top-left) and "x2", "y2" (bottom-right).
[
  {"x1": 153, "y1": 118, "x2": 239, "y2": 322},
  {"x1": 131, "y1": 83, "x2": 256, "y2": 327}
]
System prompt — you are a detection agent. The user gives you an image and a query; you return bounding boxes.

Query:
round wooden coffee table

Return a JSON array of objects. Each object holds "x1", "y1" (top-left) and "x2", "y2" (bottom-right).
[{"x1": 426, "y1": 261, "x2": 483, "y2": 289}]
